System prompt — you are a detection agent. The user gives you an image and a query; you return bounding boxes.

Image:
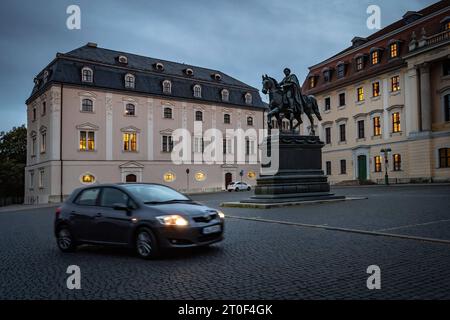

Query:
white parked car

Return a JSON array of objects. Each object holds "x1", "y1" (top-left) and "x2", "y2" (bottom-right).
[{"x1": 227, "y1": 182, "x2": 251, "y2": 192}]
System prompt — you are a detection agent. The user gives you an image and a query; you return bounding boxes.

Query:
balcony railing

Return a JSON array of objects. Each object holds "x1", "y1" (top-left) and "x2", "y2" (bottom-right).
[{"x1": 426, "y1": 29, "x2": 450, "y2": 46}]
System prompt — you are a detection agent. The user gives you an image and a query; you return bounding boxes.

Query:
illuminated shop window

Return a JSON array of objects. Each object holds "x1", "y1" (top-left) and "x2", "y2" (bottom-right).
[
  {"x1": 194, "y1": 172, "x2": 206, "y2": 182},
  {"x1": 163, "y1": 172, "x2": 176, "y2": 182}
]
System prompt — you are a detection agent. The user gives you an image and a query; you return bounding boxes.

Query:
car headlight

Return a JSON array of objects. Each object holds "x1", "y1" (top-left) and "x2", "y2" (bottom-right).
[
  {"x1": 217, "y1": 210, "x2": 225, "y2": 219},
  {"x1": 156, "y1": 215, "x2": 189, "y2": 226}
]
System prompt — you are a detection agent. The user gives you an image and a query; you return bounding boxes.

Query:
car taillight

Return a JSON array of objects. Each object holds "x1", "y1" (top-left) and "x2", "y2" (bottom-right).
[{"x1": 55, "y1": 207, "x2": 62, "y2": 218}]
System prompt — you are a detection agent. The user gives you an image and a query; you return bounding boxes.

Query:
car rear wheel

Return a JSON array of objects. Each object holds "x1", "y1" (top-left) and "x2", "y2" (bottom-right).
[
  {"x1": 135, "y1": 228, "x2": 159, "y2": 260},
  {"x1": 235, "y1": 187, "x2": 239, "y2": 192},
  {"x1": 56, "y1": 227, "x2": 77, "y2": 253},
  {"x1": 247, "y1": 187, "x2": 251, "y2": 191}
]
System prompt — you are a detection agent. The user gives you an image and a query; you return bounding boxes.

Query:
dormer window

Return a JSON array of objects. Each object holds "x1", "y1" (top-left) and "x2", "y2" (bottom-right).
[
  {"x1": 441, "y1": 17, "x2": 450, "y2": 31},
  {"x1": 388, "y1": 40, "x2": 401, "y2": 59},
  {"x1": 245, "y1": 93, "x2": 252, "y2": 105},
  {"x1": 370, "y1": 48, "x2": 382, "y2": 65},
  {"x1": 221, "y1": 89, "x2": 229, "y2": 102},
  {"x1": 124, "y1": 73, "x2": 135, "y2": 89},
  {"x1": 355, "y1": 55, "x2": 365, "y2": 71},
  {"x1": 162, "y1": 80, "x2": 172, "y2": 94},
  {"x1": 81, "y1": 67, "x2": 93, "y2": 83},
  {"x1": 309, "y1": 75, "x2": 317, "y2": 88},
  {"x1": 154, "y1": 62, "x2": 164, "y2": 71},
  {"x1": 212, "y1": 73, "x2": 222, "y2": 81},
  {"x1": 34, "y1": 78, "x2": 40, "y2": 86},
  {"x1": 184, "y1": 68, "x2": 194, "y2": 76},
  {"x1": 43, "y1": 70, "x2": 49, "y2": 83},
  {"x1": 336, "y1": 63, "x2": 346, "y2": 79},
  {"x1": 118, "y1": 55, "x2": 128, "y2": 64},
  {"x1": 193, "y1": 85, "x2": 202, "y2": 98},
  {"x1": 323, "y1": 68, "x2": 332, "y2": 82}
]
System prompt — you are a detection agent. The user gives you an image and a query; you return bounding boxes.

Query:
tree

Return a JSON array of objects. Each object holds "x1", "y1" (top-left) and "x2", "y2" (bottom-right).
[{"x1": 0, "y1": 125, "x2": 27, "y2": 204}]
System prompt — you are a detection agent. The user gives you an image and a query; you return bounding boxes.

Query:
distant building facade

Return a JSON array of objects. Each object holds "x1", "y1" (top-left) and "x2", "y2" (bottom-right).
[
  {"x1": 25, "y1": 43, "x2": 265, "y2": 204},
  {"x1": 302, "y1": 1, "x2": 450, "y2": 184}
]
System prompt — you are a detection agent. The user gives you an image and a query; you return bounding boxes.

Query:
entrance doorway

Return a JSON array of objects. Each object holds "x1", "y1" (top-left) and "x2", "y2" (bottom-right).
[
  {"x1": 125, "y1": 174, "x2": 137, "y2": 183},
  {"x1": 225, "y1": 172, "x2": 232, "y2": 189},
  {"x1": 357, "y1": 155, "x2": 367, "y2": 181}
]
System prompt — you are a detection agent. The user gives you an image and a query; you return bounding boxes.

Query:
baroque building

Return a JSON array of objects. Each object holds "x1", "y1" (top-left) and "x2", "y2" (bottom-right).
[
  {"x1": 25, "y1": 43, "x2": 265, "y2": 203},
  {"x1": 302, "y1": 0, "x2": 450, "y2": 184}
]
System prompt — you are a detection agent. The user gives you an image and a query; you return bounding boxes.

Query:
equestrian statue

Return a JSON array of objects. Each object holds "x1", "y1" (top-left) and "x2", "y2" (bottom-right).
[{"x1": 262, "y1": 68, "x2": 322, "y2": 135}]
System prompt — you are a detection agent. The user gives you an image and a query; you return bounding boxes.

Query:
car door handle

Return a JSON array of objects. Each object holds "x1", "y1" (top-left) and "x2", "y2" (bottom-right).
[{"x1": 94, "y1": 212, "x2": 103, "y2": 218}]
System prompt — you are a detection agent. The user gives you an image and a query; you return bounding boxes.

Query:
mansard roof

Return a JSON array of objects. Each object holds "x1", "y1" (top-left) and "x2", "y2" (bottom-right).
[{"x1": 27, "y1": 43, "x2": 265, "y2": 109}]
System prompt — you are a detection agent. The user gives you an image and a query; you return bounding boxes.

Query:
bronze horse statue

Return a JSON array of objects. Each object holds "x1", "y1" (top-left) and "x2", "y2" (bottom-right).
[{"x1": 262, "y1": 75, "x2": 322, "y2": 135}]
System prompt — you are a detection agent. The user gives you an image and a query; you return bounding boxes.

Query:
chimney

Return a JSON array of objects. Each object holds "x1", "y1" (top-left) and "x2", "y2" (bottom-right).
[{"x1": 87, "y1": 42, "x2": 98, "y2": 48}]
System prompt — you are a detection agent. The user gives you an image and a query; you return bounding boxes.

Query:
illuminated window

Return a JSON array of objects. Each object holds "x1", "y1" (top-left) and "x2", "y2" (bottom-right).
[
  {"x1": 162, "y1": 135, "x2": 173, "y2": 152},
  {"x1": 392, "y1": 112, "x2": 401, "y2": 133},
  {"x1": 125, "y1": 103, "x2": 135, "y2": 116},
  {"x1": 163, "y1": 172, "x2": 176, "y2": 182},
  {"x1": 445, "y1": 22, "x2": 450, "y2": 31},
  {"x1": 390, "y1": 43, "x2": 398, "y2": 58},
  {"x1": 79, "y1": 131, "x2": 95, "y2": 151},
  {"x1": 123, "y1": 132, "x2": 137, "y2": 152},
  {"x1": 393, "y1": 154, "x2": 401, "y2": 171},
  {"x1": 247, "y1": 171, "x2": 256, "y2": 179},
  {"x1": 373, "y1": 116, "x2": 381, "y2": 136},
  {"x1": 163, "y1": 107, "x2": 173, "y2": 119},
  {"x1": 374, "y1": 156, "x2": 382, "y2": 172},
  {"x1": 309, "y1": 76, "x2": 316, "y2": 88},
  {"x1": 163, "y1": 80, "x2": 172, "y2": 94},
  {"x1": 194, "y1": 172, "x2": 206, "y2": 182},
  {"x1": 372, "y1": 82, "x2": 380, "y2": 97},
  {"x1": 391, "y1": 76, "x2": 400, "y2": 92},
  {"x1": 81, "y1": 99, "x2": 94, "y2": 112},
  {"x1": 357, "y1": 87, "x2": 364, "y2": 102},
  {"x1": 125, "y1": 74, "x2": 135, "y2": 89},
  {"x1": 439, "y1": 148, "x2": 450, "y2": 168},
  {"x1": 81, "y1": 173, "x2": 96, "y2": 185},
  {"x1": 371, "y1": 51, "x2": 379, "y2": 65}
]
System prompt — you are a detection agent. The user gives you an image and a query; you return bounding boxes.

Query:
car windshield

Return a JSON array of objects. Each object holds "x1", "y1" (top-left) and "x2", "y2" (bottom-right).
[{"x1": 121, "y1": 184, "x2": 190, "y2": 204}]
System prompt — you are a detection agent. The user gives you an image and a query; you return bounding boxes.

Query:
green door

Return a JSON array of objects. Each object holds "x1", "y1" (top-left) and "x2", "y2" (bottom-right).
[{"x1": 357, "y1": 155, "x2": 367, "y2": 182}]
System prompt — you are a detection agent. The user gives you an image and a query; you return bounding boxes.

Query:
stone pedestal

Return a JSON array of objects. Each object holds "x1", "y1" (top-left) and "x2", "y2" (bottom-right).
[{"x1": 241, "y1": 133, "x2": 343, "y2": 204}]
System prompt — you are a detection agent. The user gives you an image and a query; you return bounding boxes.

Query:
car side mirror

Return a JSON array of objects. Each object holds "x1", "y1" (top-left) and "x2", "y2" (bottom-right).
[{"x1": 113, "y1": 203, "x2": 129, "y2": 212}]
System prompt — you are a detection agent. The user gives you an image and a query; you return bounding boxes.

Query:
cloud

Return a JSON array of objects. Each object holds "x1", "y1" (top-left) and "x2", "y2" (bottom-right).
[{"x1": 0, "y1": 0, "x2": 437, "y2": 131}]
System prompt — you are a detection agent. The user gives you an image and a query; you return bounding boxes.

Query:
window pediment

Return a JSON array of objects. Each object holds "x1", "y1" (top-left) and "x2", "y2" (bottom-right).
[
  {"x1": 76, "y1": 122, "x2": 99, "y2": 131},
  {"x1": 119, "y1": 161, "x2": 144, "y2": 169},
  {"x1": 30, "y1": 130, "x2": 37, "y2": 137},
  {"x1": 121, "y1": 125, "x2": 140, "y2": 133},
  {"x1": 39, "y1": 125, "x2": 47, "y2": 133},
  {"x1": 335, "y1": 117, "x2": 348, "y2": 124},
  {"x1": 353, "y1": 113, "x2": 368, "y2": 120},
  {"x1": 387, "y1": 104, "x2": 404, "y2": 112},
  {"x1": 160, "y1": 128, "x2": 174, "y2": 135},
  {"x1": 369, "y1": 109, "x2": 384, "y2": 116}
]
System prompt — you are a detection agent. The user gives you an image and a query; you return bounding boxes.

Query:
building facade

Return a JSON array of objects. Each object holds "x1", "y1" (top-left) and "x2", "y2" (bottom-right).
[
  {"x1": 25, "y1": 43, "x2": 266, "y2": 204},
  {"x1": 302, "y1": 0, "x2": 450, "y2": 185}
]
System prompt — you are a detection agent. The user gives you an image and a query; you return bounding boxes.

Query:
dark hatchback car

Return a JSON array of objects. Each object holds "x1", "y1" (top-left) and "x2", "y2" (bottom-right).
[{"x1": 54, "y1": 183, "x2": 225, "y2": 259}]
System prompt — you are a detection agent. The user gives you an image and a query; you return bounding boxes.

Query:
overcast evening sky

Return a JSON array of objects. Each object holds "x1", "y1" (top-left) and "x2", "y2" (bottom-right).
[{"x1": 0, "y1": 0, "x2": 437, "y2": 132}]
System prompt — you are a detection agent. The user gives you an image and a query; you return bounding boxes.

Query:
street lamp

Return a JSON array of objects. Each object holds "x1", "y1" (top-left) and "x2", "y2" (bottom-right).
[
  {"x1": 380, "y1": 148, "x2": 391, "y2": 185},
  {"x1": 186, "y1": 168, "x2": 190, "y2": 191},
  {"x1": 239, "y1": 170, "x2": 244, "y2": 183}
]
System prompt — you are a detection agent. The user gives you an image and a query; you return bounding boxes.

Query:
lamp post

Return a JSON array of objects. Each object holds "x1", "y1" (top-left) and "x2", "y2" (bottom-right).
[
  {"x1": 380, "y1": 148, "x2": 391, "y2": 185},
  {"x1": 186, "y1": 168, "x2": 190, "y2": 192}
]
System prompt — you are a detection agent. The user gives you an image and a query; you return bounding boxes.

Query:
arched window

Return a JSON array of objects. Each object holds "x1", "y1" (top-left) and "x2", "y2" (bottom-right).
[
  {"x1": 125, "y1": 103, "x2": 135, "y2": 116},
  {"x1": 125, "y1": 74, "x2": 135, "y2": 89},
  {"x1": 81, "y1": 67, "x2": 93, "y2": 82},
  {"x1": 195, "y1": 110, "x2": 203, "y2": 121},
  {"x1": 162, "y1": 80, "x2": 172, "y2": 94},
  {"x1": 81, "y1": 99, "x2": 93, "y2": 112},
  {"x1": 245, "y1": 93, "x2": 252, "y2": 105},
  {"x1": 247, "y1": 116, "x2": 253, "y2": 126},
  {"x1": 224, "y1": 113, "x2": 231, "y2": 124},
  {"x1": 193, "y1": 85, "x2": 202, "y2": 98},
  {"x1": 163, "y1": 107, "x2": 173, "y2": 119},
  {"x1": 221, "y1": 89, "x2": 229, "y2": 102},
  {"x1": 80, "y1": 173, "x2": 96, "y2": 185}
]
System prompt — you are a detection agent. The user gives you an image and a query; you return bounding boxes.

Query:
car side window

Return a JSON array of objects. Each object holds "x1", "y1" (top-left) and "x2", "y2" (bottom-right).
[
  {"x1": 100, "y1": 187, "x2": 129, "y2": 208},
  {"x1": 74, "y1": 188, "x2": 100, "y2": 206}
]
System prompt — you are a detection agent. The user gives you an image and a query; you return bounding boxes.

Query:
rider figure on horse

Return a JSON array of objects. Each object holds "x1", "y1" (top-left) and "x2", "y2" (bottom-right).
[{"x1": 279, "y1": 68, "x2": 306, "y2": 115}]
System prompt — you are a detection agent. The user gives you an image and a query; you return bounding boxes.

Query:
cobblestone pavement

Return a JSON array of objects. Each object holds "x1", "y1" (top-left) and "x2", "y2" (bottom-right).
[{"x1": 1, "y1": 185, "x2": 450, "y2": 299}]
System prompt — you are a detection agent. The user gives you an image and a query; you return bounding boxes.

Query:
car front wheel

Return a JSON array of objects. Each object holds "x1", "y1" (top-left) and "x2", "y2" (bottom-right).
[
  {"x1": 247, "y1": 187, "x2": 251, "y2": 191},
  {"x1": 135, "y1": 228, "x2": 159, "y2": 260},
  {"x1": 56, "y1": 227, "x2": 77, "y2": 253}
]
